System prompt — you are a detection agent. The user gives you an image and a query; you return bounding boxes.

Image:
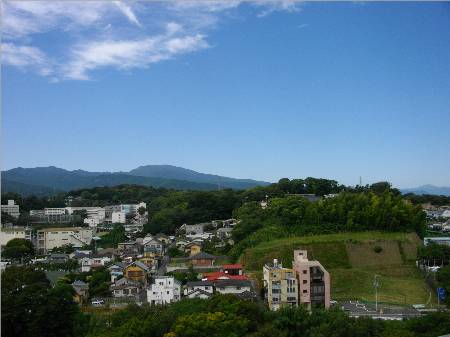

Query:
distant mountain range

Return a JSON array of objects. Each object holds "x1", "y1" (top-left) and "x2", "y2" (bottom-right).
[
  {"x1": 1, "y1": 165, "x2": 271, "y2": 196},
  {"x1": 401, "y1": 184, "x2": 450, "y2": 197}
]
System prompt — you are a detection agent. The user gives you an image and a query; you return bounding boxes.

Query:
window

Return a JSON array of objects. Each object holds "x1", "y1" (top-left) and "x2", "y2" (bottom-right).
[
  {"x1": 303, "y1": 290, "x2": 308, "y2": 294},
  {"x1": 237, "y1": 287, "x2": 241, "y2": 290},
  {"x1": 167, "y1": 291, "x2": 169, "y2": 294},
  {"x1": 303, "y1": 280, "x2": 307, "y2": 284},
  {"x1": 303, "y1": 270, "x2": 307, "y2": 274}
]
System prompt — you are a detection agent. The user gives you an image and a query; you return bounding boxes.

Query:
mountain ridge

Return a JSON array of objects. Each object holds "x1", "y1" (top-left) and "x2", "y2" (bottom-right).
[{"x1": 1, "y1": 165, "x2": 270, "y2": 196}]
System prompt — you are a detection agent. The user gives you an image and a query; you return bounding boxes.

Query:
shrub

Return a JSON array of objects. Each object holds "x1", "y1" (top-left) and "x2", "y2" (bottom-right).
[{"x1": 374, "y1": 245, "x2": 383, "y2": 253}]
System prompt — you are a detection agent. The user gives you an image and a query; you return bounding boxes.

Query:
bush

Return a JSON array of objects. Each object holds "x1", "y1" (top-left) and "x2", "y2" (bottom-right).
[{"x1": 374, "y1": 245, "x2": 383, "y2": 253}]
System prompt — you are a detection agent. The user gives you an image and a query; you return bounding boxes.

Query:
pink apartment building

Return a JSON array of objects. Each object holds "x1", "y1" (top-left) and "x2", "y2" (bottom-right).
[{"x1": 292, "y1": 250, "x2": 330, "y2": 309}]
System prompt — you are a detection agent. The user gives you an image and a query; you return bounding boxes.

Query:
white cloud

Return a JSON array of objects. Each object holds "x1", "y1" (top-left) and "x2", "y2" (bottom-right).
[
  {"x1": 2, "y1": 42, "x2": 52, "y2": 76},
  {"x1": 2, "y1": 0, "x2": 303, "y2": 81},
  {"x1": 113, "y1": 1, "x2": 141, "y2": 27},
  {"x1": 64, "y1": 32, "x2": 208, "y2": 80}
]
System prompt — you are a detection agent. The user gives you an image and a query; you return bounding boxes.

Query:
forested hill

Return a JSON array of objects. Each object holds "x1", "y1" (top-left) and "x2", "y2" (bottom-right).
[{"x1": 1, "y1": 165, "x2": 270, "y2": 195}]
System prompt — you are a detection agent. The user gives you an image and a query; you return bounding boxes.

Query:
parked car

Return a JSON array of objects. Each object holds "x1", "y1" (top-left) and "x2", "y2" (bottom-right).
[{"x1": 91, "y1": 299, "x2": 105, "y2": 306}]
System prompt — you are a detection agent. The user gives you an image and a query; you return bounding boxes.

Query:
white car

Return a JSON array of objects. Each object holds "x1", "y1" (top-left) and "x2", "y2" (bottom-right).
[{"x1": 91, "y1": 299, "x2": 105, "y2": 306}]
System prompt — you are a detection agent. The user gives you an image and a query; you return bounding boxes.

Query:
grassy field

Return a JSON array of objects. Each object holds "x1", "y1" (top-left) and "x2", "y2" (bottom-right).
[{"x1": 239, "y1": 231, "x2": 436, "y2": 305}]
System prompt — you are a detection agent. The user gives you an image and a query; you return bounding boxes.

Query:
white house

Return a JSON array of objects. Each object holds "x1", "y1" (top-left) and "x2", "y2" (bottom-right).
[
  {"x1": 147, "y1": 276, "x2": 181, "y2": 305},
  {"x1": 84, "y1": 218, "x2": 101, "y2": 228},
  {"x1": 80, "y1": 255, "x2": 111, "y2": 272},
  {"x1": 442, "y1": 210, "x2": 450, "y2": 219}
]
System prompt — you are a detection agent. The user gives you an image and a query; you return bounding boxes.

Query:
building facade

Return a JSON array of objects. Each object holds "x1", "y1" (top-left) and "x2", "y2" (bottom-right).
[
  {"x1": 1, "y1": 200, "x2": 20, "y2": 218},
  {"x1": 37, "y1": 227, "x2": 93, "y2": 253},
  {"x1": 292, "y1": 250, "x2": 330, "y2": 309},
  {"x1": 147, "y1": 276, "x2": 181, "y2": 305},
  {"x1": 0, "y1": 227, "x2": 32, "y2": 246},
  {"x1": 263, "y1": 259, "x2": 298, "y2": 311}
]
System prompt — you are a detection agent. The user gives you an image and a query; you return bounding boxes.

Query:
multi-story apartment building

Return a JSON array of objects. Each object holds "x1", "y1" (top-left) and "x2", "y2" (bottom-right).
[
  {"x1": 37, "y1": 227, "x2": 93, "y2": 253},
  {"x1": 147, "y1": 276, "x2": 181, "y2": 305},
  {"x1": 263, "y1": 259, "x2": 298, "y2": 311},
  {"x1": 1, "y1": 200, "x2": 20, "y2": 218},
  {"x1": 0, "y1": 227, "x2": 32, "y2": 246},
  {"x1": 292, "y1": 250, "x2": 330, "y2": 309}
]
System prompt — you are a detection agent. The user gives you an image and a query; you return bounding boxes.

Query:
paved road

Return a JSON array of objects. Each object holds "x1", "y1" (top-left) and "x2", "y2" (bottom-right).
[{"x1": 337, "y1": 301, "x2": 423, "y2": 319}]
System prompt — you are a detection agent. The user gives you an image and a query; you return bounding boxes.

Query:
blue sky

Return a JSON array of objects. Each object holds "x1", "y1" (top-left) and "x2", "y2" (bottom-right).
[{"x1": 2, "y1": 1, "x2": 450, "y2": 188}]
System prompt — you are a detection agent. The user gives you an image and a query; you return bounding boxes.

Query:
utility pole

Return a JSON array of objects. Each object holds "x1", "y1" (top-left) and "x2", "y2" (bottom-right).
[{"x1": 373, "y1": 275, "x2": 380, "y2": 312}]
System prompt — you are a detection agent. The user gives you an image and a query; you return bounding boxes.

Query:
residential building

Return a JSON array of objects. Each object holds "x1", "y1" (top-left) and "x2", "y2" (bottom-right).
[
  {"x1": 0, "y1": 227, "x2": 32, "y2": 246},
  {"x1": 188, "y1": 252, "x2": 216, "y2": 267},
  {"x1": 263, "y1": 259, "x2": 298, "y2": 311},
  {"x1": 442, "y1": 210, "x2": 450, "y2": 219},
  {"x1": 44, "y1": 208, "x2": 67, "y2": 215},
  {"x1": 1, "y1": 200, "x2": 20, "y2": 218},
  {"x1": 424, "y1": 237, "x2": 450, "y2": 247},
  {"x1": 143, "y1": 238, "x2": 164, "y2": 255},
  {"x1": 216, "y1": 227, "x2": 233, "y2": 239},
  {"x1": 215, "y1": 279, "x2": 252, "y2": 295},
  {"x1": 72, "y1": 280, "x2": 89, "y2": 304},
  {"x1": 37, "y1": 227, "x2": 93, "y2": 253},
  {"x1": 292, "y1": 250, "x2": 330, "y2": 309},
  {"x1": 182, "y1": 223, "x2": 205, "y2": 235},
  {"x1": 124, "y1": 261, "x2": 149, "y2": 284},
  {"x1": 184, "y1": 281, "x2": 214, "y2": 297},
  {"x1": 49, "y1": 253, "x2": 69, "y2": 263},
  {"x1": 80, "y1": 255, "x2": 111, "y2": 272},
  {"x1": 147, "y1": 276, "x2": 181, "y2": 305},
  {"x1": 202, "y1": 271, "x2": 248, "y2": 282},
  {"x1": 108, "y1": 262, "x2": 126, "y2": 282},
  {"x1": 186, "y1": 242, "x2": 202, "y2": 256},
  {"x1": 222, "y1": 264, "x2": 243, "y2": 276},
  {"x1": 111, "y1": 278, "x2": 142, "y2": 299}
]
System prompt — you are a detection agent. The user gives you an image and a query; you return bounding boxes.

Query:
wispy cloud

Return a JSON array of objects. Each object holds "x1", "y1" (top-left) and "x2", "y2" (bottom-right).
[
  {"x1": 64, "y1": 26, "x2": 208, "y2": 80},
  {"x1": 2, "y1": 0, "x2": 303, "y2": 81},
  {"x1": 2, "y1": 42, "x2": 53, "y2": 76}
]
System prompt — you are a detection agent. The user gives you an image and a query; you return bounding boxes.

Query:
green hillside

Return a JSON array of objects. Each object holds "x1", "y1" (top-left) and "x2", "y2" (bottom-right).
[{"x1": 240, "y1": 231, "x2": 436, "y2": 305}]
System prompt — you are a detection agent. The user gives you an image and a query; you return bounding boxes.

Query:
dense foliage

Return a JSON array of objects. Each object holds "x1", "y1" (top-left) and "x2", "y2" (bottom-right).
[
  {"x1": 2, "y1": 238, "x2": 35, "y2": 261},
  {"x1": 404, "y1": 193, "x2": 450, "y2": 206},
  {"x1": 81, "y1": 295, "x2": 450, "y2": 337},
  {"x1": 417, "y1": 243, "x2": 450, "y2": 266},
  {"x1": 1, "y1": 266, "x2": 83, "y2": 337},
  {"x1": 230, "y1": 191, "x2": 426, "y2": 259},
  {"x1": 98, "y1": 224, "x2": 127, "y2": 248}
]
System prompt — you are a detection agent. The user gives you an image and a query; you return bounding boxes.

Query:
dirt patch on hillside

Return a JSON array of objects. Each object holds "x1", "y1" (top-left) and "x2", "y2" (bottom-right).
[{"x1": 346, "y1": 241, "x2": 403, "y2": 267}]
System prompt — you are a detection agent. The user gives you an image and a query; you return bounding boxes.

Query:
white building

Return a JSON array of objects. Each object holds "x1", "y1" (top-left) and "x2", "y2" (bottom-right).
[
  {"x1": 112, "y1": 211, "x2": 126, "y2": 224},
  {"x1": 105, "y1": 202, "x2": 146, "y2": 217},
  {"x1": 442, "y1": 210, "x2": 450, "y2": 219},
  {"x1": 147, "y1": 276, "x2": 181, "y2": 305},
  {"x1": 1, "y1": 200, "x2": 20, "y2": 218},
  {"x1": 81, "y1": 255, "x2": 111, "y2": 272},
  {"x1": 0, "y1": 227, "x2": 32, "y2": 246},
  {"x1": 424, "y1": 237, "x2": 450, "y2": 247},
  {"x1": 65, "y1": 207, "x2": 106, "y2": 222},
  {"x1": 44, "y1": 208, "x2": 67, "y2": 215},
  {"x1": 84, "y1": 218, "x2": 101, "y2": 228},
  {"x1": 37, "y1": 227, "x2": 93, "y2": 253}
]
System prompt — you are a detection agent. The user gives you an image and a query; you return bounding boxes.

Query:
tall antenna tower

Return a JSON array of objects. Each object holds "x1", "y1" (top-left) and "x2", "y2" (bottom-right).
[{"x1": 359, "y1": 176, "x2": 362, "y2": 186}]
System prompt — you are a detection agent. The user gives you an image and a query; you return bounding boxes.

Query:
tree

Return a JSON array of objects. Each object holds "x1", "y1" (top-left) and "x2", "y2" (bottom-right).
[
  {"x1": 138, "y1": 206, "x2": 146, "y2": 216},
  {"x1": 1, "y1": 266, "x2": 82, "y2": 337},
  {"x1": 3, "y1": 238, "x2": 34, "y2": 261}
]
